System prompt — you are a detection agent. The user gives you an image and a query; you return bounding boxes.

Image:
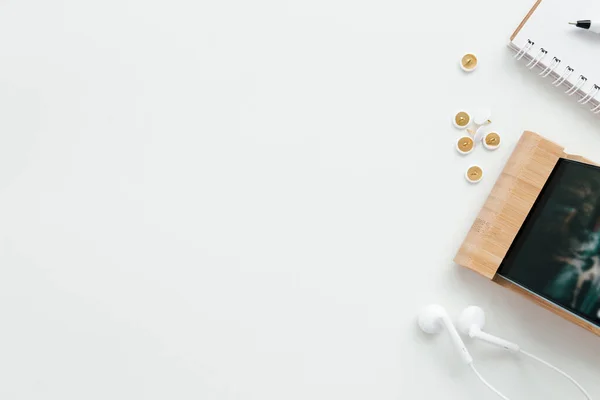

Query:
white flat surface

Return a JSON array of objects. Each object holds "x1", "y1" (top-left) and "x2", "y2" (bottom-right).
[{"x1": 0, "y1": 0, "x2": 600, "y2": 399}]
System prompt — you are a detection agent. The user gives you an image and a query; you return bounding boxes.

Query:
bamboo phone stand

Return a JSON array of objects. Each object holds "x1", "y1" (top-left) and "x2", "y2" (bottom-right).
[{"x1": 454, "y1": 131, "x2": 600, "y2": 336}]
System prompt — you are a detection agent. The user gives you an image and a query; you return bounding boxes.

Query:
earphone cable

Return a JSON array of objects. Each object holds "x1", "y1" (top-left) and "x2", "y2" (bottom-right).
[
  {"x1": 520, "y1": 349, "x2": 592, "y2": 400},
  {"x1": 469, "y1": 363, "x2": 510, "y2": 400}
]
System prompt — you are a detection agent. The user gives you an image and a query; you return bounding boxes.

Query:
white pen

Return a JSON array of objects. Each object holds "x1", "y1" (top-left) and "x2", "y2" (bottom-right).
[{"x1": 569, "y1": 20, "x2": 600, "y2": 34}]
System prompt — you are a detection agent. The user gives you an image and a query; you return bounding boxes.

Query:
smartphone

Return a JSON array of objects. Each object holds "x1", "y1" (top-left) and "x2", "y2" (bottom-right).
[{"x1": 499, "y1": 158, "x2": 600, "y2": 326}]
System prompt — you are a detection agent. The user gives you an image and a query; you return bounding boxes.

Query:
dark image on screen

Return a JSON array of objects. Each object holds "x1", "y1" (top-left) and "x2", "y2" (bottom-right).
[{"x1": 499, "y1": 159, "x2": 600, "y2": 326}]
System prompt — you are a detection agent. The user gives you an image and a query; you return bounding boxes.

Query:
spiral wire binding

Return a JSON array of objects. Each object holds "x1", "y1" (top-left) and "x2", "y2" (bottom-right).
[
  {"x1": 514, "y1": 39, "x2": 534, "y2": 60},
  {"x1": 579, "y1": 84, "x2": 599, "y2": 105},
  {"x1": 514, "y1": 39, "x2": 600, "y2": 113},
  {"x1": 566, "y1": 75, "x2": 587, "y2": 96},
  {"x1": 526, "y1": 48, "x2": 547, "y2": 69},
  {"x1": 539, "y1": 57, "x2": 560, "y2": 77},
  {"x1": 553, "y1": 66, "x2": 573, "y2": 87}
]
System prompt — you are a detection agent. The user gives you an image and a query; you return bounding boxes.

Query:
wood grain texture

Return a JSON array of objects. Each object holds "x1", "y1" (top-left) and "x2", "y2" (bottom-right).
[
  {"x1": 454, "y1": 131, "x2": 564, "y2": 278},
  {"x1": 455, "y1": 131, "x2": 600, "y2": 336},
  {"x1": 510, "y1": 0, "x2": 543, "y2": 42}
]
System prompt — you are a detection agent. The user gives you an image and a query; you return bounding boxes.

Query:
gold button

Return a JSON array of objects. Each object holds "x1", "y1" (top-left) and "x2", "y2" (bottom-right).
[
  {"x1": 466, "y1": 165, "x2": 483, "y2": 183},
  {"x1": 456, "y1": 136, "x2": 474, "y2": 154},
  {"x1": 454, "y1": 111, "x2": 470, "y2": 128},
  {"x1": 485, "y1": 132, "x2": 500, "y2": 145},
  {"x1": 461, "y1": 53, "x2": 478, "y2": 71},
  {"x1": 483, "y1": 132, "x2": 501, "y2": 150}
]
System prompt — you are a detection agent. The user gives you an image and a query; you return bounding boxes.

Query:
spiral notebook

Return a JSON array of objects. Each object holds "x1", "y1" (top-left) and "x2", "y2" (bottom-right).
[{"x1": 509, "y1": 0, "x2": 600, "y2": 114}]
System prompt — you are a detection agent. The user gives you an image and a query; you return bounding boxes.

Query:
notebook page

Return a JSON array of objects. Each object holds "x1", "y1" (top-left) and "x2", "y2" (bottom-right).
[{"x1": 512, "y1": 0, "x2": 600, "y2": 96}]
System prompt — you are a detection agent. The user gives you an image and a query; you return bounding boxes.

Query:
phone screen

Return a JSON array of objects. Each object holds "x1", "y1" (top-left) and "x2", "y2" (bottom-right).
[{"x1": 499, "y1": 158, "x2": 600, "y2": 326}]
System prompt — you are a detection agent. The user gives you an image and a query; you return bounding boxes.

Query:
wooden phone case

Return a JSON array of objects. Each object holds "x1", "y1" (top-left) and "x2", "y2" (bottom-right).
[{"x1": 454, "y1": 131, "x2": 600, "y2": 336}]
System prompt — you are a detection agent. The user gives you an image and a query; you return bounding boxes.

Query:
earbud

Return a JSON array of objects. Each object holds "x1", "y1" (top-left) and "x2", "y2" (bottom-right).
[
  {"x1": 457, "y1": 306, "x2": 520, "y2": 353},
  {"x1": 420, "y1": 305, "x2": 591, "y2": 400},
  {"x1": 418, "y1": 304, "x2": 473, "y2": 364}
]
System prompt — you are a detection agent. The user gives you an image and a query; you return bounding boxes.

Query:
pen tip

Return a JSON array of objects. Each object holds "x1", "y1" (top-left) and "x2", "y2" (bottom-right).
[{"x1": 569, "y1": 22, "x2": 576, "y2": 25}]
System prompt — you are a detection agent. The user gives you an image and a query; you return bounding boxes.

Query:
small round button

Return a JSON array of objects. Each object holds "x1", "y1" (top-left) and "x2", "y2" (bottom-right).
[
  {"x1": 483, "y1": 132, "x2": 501, "y2": 150},
  {"x1": 460, "y1": 53, "x2": 478, "y2": 72},
  {"x1": 465, "y1": 165, "x2": 483, "y2": 183},
  {"x1": 456, "y1": 136, "x2": 474, "y2": 154},
  {"x1": 453, "y1": 111, "x2": 471, "y2": 129}
]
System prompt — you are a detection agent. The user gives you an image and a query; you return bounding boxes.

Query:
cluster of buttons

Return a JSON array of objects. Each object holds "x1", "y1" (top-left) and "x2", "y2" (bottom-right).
[{"x1": 452, "y1": 109, "x2": 501, "y2": 183}]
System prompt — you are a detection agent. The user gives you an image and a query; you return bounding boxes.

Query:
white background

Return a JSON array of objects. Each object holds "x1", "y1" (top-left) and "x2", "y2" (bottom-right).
[{"x1": 0, "y1": 0, "x2": 599, "y2": 399}]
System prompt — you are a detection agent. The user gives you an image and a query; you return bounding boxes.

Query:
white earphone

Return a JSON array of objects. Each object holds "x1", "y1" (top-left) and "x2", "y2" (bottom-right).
[
  {"x1": 418, "y1": 304, "x2": 593, "y2": 400},
  {"x1": 457, "y1": 305, "x2": 520, "y2": 353},
  {"x1": 418, "y1": 304, "x2": 473, "y2": 365}
]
